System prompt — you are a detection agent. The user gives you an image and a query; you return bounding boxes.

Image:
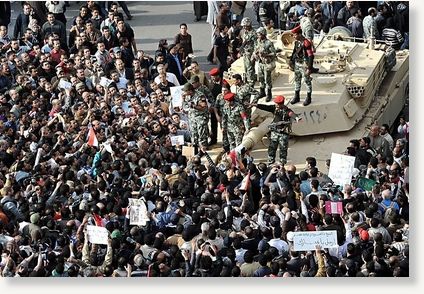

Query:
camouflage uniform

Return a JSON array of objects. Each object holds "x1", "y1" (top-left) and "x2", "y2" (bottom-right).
[
  {"x1": 256, "y1": 103, "x2": 294, "y2": 164},
  {"x1": 254, "y1": 36, "x2": 276, "y2": 98},
  {"x1": 214, "y1": 93, "x2": 229, "y2": 150},
  {"x1": 196, "y1": 84, "x2": 215, "y2": 107},
  {"x1": 241, "y1": 29, "x2": 257, "y2": 86},
  {"x1": 184, "y1": 90, "x2": 210, "y2": 147},
  {"x1": 222, "y1": 101, "x2": 250, "y2": 150},
  {"x1": 292, "y1": 39, "x2": 313, "y2": 94},
  {"x1": 234, "y1": 83, "x2": 259, "y2": 118}
]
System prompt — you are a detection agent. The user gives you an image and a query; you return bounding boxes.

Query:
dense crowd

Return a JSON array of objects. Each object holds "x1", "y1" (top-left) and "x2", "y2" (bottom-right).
[{"x1": 0, "y1": 1, "x2": 409, "y2": 277}]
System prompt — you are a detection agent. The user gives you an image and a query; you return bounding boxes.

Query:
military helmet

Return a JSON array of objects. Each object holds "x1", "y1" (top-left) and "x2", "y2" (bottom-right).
[
  {"x1": 256, "y1": 27, "x2": 267, "y2": 35},
  {"x1": 241, "y1": 17, "x2": 252, "y2": 27}
]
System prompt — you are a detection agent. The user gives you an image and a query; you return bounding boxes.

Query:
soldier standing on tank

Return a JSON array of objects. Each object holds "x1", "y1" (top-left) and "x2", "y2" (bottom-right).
[
  {"x1": 232, "y1": 73, "x2": 259, "y2": 120},
  {"x1": 221, "y1": 92, "x2": 250, "y2": 150},
  {"x1": 253, "y1": 95, "x2": 296, "y2": 164},
  {"x1": 254, "y1": 27, "x2": 276, "y2": 102},
  {"x1": 290, "y1": 26, "x2": 314, "y2": 106},
  {"x1": 240, "y1": 17, "x2": 257, "y2": 87},
  {"x1": 182, "y1": 83, "x2": 209, "y2": 152}
]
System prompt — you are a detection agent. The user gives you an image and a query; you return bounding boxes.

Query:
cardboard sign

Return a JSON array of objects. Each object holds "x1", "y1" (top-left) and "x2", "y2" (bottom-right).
[
  {"x1": 87, "y1": 225, "x2": 108, "y2": 245},
  {"x1": 356, "y1": 177, "x2": 377, "y2": 191},
  {"x1": 170, "y1": 86, "x2": 184, "y2": 107},
  {"x1": 293, "y1": 230, "x2": 338, "y2": 251},
  {"x1": 170, "y1": 135, "x2": 185, "y2": 146},
  {"x1": 325, "y1": 201, "x2": 343, "y2": 214},
  {"x1": 328, "y1": 153, "x2": 356, "y2": 187},
  {"x1": 182, "y1": 146, "x2": 195, "y2": 158}
]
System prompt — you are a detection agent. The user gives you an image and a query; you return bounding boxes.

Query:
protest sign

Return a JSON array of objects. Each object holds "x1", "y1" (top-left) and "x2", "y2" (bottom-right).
[
  {"x1": 325, "y1": 201, "x2": 343, "y2": 214},
  {"x1": 87, "y1": 225, "x2": 108, "y2": 245},
  {"x1": 170, "y1": 86, "x2": 184, "y2": 107},
  {"x1": 328, "y1": 153, "x2": 356, "y2": 187},
  {"x1": 292, "y1": 231, "x2": 338, "y2": 251},
  {"x1": 356, "y1": 177, "x2": 377, "y2": 191},
  {"x1": 58, "y1": 80, "x2": 72, "y2": 90},
  {"x1": 129, "y1": 198, "x2": 149, "y2": 226},
  {"x1": 100, "y1": 77, "x2": 113, "y2": 87},
  {"x1": 182, "y1": 146, "x2": 195, "y2": 158},
  {"x1": 170, "y1": 135, "x2": 185, "y2": 146}
]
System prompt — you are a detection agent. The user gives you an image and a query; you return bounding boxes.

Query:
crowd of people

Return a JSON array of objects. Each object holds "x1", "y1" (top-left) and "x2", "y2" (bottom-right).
[{"x1": 0, "y1": 1, "x2": 409, "y2": 277}]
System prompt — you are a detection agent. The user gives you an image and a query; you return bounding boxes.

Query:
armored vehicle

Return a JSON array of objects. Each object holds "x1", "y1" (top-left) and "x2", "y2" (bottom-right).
[{"x1": 222, "y1": 28, "x2": 409, "y2": 168}]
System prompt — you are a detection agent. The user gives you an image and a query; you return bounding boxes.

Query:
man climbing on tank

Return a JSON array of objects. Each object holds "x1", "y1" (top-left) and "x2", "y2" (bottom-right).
[
  {"x1": 252, "y1": 95, "x2": 296, "y2": 164},
  {"x1": 290, "y1": 26, "x2": 314, "y2": 106}
]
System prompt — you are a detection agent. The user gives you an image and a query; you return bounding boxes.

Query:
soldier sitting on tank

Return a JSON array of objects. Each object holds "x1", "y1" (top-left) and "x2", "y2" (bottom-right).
[
  {"x1": 290, "y1": 26, "x2": 314, "y2": 106},
  {"x1": 252, "y1": 95, "x2": 296, "y2": 165}
]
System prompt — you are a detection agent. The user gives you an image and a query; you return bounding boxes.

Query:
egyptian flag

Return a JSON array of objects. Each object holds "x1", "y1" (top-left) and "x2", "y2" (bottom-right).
[
  {"x1": 87, "y1": 127, "x2": 99, "y2": 147},
  {"x1": 239, "y1": 171, "x2": 251, "y2": 191}
]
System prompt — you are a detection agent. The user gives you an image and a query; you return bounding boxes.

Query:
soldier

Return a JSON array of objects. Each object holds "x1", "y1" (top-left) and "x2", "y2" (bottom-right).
[
  {"x1": 208, "y1": 67, "x2": 221, "y2": 145},
  {"x1": 221, "y1": 92, "x2": 250, "y2": 150},
  {"x1": 232, "y1": 73, "x2": 259, "y2": 119},
  {"x1": 191, "y1": 75, "x2": 218, "y2": 146},
  {"x1": 254, "y1": 95, "x2": 296, "y2": 164},
  {"x1": 254, "y1": 27, "x2": 276, "y2": 102},
  {"x1": 214, "y1": 81, "x2": 231, "y2": 151},
  {"x1": 240, "y1": 17, "x2": 257, "y2": 86},
  {"x1": 290, "y1": 26, "x2": 314, "y2": 106},
  {"x1": 182, "y1": 83, "x2": 209, "y2": 151}
]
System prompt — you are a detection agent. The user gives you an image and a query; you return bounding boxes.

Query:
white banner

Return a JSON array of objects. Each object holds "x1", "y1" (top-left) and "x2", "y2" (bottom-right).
[
  {"x1": 292, "y1": 230, "x2": 338, "y2": 251},
  {"x1": 328, "y1": 153, "x2": 356, "y2": 187},
  {"x1": 87, "y1": 225, "x2": 109, "y2": 245}
]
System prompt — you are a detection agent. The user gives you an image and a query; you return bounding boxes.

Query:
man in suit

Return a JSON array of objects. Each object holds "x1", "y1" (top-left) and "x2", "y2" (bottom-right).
[
  {"x1": 114, "y1": 58, "x2": 134, "y2": 81},
  {"x1": 166, "y1": 44, "x2": 186, "y2": 85}
]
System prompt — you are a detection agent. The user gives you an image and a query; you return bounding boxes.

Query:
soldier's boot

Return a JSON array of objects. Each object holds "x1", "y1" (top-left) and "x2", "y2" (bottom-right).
[
  {"x1": 303, "y1": 92, "x2": 312, "y2": 106},
  {"x1": 265, "y1": 89, "x2": 272, "y2": 102},
  {"x1": 259, "y1": 88, "x2": 266, "y2": 98},
  {"x1": 291, "y1": 90, "x2": 300, "y2": 104}
]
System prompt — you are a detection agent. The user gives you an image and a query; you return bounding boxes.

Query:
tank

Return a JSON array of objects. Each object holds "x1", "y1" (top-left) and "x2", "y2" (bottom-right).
[{"x1": 222, "y1": 28, "x2": 409, "y2": 169}]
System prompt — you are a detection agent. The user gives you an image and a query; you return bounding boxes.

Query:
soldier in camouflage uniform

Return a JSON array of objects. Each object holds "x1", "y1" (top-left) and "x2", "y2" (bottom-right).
[
  {"x1": 290, "y1": 26, "x2": 314, "y2": 106},
  {"x1": 240, "y1": 17, "x2": 257, "y2": 86},
  {"x1": 254, "y1": 27, "x2": 276, "y2": 102},
  {"x1": 255, "y1": 95, "x2": 296, "y2": 164},
  {"x1": 182, "y1": 83, "x2": 209, "y2": 149},
  {"x1": 232, "y1": 73, "x2": 259, "y2": 119},
  {"x1": 221, "y1": 92, "x2": 250, "y2": 150},
  {"x1": 214, "y1": 82, "x2": 232, "y2": 151}
]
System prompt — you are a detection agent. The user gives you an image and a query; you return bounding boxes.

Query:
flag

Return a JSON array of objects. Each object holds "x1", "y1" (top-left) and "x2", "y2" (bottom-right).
[
  {"x1": 87, "y1": 127, "x2": 99, "y2": 147},
  {"x1": 240, "y1": 171, "x2": 251, "y2": 191}
]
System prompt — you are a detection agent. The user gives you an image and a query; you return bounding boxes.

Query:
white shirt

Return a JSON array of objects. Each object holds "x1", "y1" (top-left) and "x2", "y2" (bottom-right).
[{"x1": 154, "y1": 72, "x2": 180, "y2": 86}]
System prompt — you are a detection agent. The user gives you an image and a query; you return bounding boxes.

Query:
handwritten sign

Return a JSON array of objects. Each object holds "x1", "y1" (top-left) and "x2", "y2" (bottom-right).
[
  {"x1": 292, "y1": 231, "x2": 338, "y2": 251},
  {"x1": 325, "y1": 201, "x2": 343, "y2": 214},
  {"x1": 128, "y1": 198, "x2": 149, "y2": 226},
  {"x1": 170, "y1": 86, "x2": 184, "y2": 108},
  {"x1": 328, "y1": 153, "x2": 356, "y2": 187},
  {"x1": 170, "y1": 135, "x2": 185, "y2": 146},
  {"x1": 100, "y1": 77, "x2": 113, "y2": 87},
  {"x1": 182, "y1": 146, "x2": 195, "y2": 158},
  {"x1": 58, "y1": 80, "x2": 72, "y2": 90},
  {"x1": 87, "y1": 225, "x2": 109, "y2": 245}
]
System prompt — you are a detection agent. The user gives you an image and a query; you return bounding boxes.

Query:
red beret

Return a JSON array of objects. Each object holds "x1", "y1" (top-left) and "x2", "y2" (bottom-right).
[
  {"x1": 224, "y1": 92, "x2": 235, "y2": 101},
  {"x1": 291, "y1": 25, "x2": 302, "y2": 34},
  {"x1": 209, "y1": 68, "x2": 220, "y2": 76},
  {"x1": 274, "y1": 95, "x2": 285, "y2": 104}
]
